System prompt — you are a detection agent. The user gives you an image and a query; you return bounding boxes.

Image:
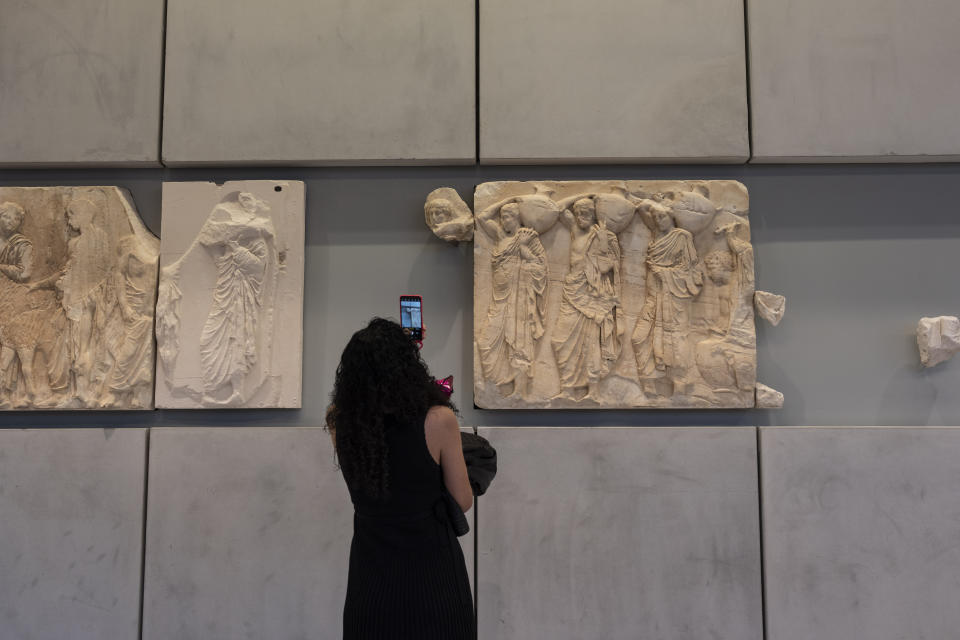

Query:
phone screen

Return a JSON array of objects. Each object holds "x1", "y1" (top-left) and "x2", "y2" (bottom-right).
[{"x1": 400, "y1": 295, "x2": 423, "y2": 339}]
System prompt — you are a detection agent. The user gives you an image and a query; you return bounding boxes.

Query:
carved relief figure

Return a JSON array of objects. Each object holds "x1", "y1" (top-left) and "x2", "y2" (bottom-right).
[
  {"x1": 632, "y1": 202, "x2": 703, "y2": 397},
  {"x1": 198, "y1": 192, "x2": 275, "y2": 404},
  {"x1": 551, "y1": 197, "x2": 622, "y2": 400},
  {"x1": 156, "y1": 181, "x2": 304, "y2": 410},
  {"x1": 0, "y1": 201, "x2": 60, "y2": 405},
  {"x1": 162, "y1": 192, "x2": 277, "y2": 405},
  {"x1": 61, "y1": 198, "x2": 113, "y2": 402},
  {"x1": 0, "y1": 202, "x2": 33, "y2": 284},
  {"x1": 104, "y1": 236, "x2": 158, "y2": 407},
  {"x1": 0, "y1": 187, "x2": 159, "y2": 410},
  {"x1": 475, "y1": 198, "x2": 548, "y2": 399}
]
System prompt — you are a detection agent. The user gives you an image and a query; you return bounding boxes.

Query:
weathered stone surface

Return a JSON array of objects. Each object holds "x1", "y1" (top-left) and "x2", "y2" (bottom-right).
[
  {"x1": 473, "y1": 180, "x2": 756, "y2": 409},
  {"x1": 0, "y1": 0, "x2": 163, "y2": 166},
  {"x1": 477, "y1": 426, "x2": 762, "y2": 640},
  {"x1": 754, "y1": 290, "x2": 785, "y2": 326},
  {"x1": 750, "y1": 0, "x2": 960, "y2": 161},
  {"x1": 480, "y1": 0, "x2": 749, "y2": 163},
  {"x1": 143, "y1": 427, "x2": 473, "y2": 640},
  {"x1": 917, "y1": 315, "x2": 960, "y2": 368},
  {"x1": 155, "y1": 181, "x2": 305, "y2": 408},
  {"x1": 0, "y1": 187, "x2": 159, "y2": 409},
  {"x1": 162, "y1": 0, "x2": 474, "y2": 164},
  {"x1": 762, "y1": 427, "x2": 960, "y2": 640},
  {"x1": 425, "y1": 188, "x2": 474, "y2": 243},
  {"x1": 756, "y1": 382, "x2": 784, "y2": 408},
  {"x1": 0, "y1": 428, "x2": 146, "y2": 640}
]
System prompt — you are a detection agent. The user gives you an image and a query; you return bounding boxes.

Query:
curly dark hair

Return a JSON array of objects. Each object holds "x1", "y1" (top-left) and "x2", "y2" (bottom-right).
[{"x1": 327, "y1": 317, "x2": 455, "y2": 500}]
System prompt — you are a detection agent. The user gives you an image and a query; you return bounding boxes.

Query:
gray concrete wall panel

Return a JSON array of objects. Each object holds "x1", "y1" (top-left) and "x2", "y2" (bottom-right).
[
  {"x1": 480, "y1": 0, "x2": 750, "y2": 163},
  {"x1": 162, "y1": 0, "x2": 475, "y2": 165},
  {"x1": 142, "y1": 426, "x2": 473, "y2": 640},
  {"x1": 762, "y1": 426, "x2": 960, "y2": 639},
  {"x1": 475, "y1": 426, "x2": 762, "y2": 640},
  {"x1": 749, "y1": 0, "x2": 960, "y2": 162},
  {"x1": 0, "y1": 0, "x2": 163, "y2": 166},
  {"x1": 0, "y1": 428, "x2": 146, "y2": 639}
]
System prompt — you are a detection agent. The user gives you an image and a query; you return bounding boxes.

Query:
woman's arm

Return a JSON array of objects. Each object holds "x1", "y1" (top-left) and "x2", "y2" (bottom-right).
[{"x1": 425, "y1": 406, "x2": 473, "y2": 513}]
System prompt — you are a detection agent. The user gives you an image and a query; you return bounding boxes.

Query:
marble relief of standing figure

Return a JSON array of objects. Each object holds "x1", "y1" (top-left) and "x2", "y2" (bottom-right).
[
  {"x1": 196, "y1": 192, "x2": 276, "y2": 404},
  {"x1": 633, "y1": 202, "x2": 703, "y2": 397},
  {"x1": 104, "y1": 235, "x2": 158, "y2": 407},
  {"x1": 476, "y1": 198, "x2": 549, "y2": 399},
  {"x1": 550, "y1": 196, "x2": 622, "y2": 401}
]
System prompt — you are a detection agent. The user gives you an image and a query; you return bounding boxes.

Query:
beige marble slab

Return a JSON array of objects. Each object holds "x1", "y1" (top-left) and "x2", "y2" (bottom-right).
[
  {"x1": 473, "y1": 180, "x2": 756, "y2": 408},
  {"x1": 0, "y1": 187, "x2": 159, "y2": 409}
]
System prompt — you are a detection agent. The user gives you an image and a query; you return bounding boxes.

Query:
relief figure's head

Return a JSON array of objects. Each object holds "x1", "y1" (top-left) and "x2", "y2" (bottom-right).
[
  {"x1": 652, "y1": 208, "x2": 674, "y2": 233},
  {"x1": 572, "y1": 198, "x2": 596, "y2": 229},
  {"x1": 66, "y1": 198, "x2": 98, "y2": 232},
  {"x1": 425, "y1": 199, "x2": 454, "y2": 225},
  {"x1": 0, "y1": 202, "x2": 26, "y2": 237},
  {"x1": 500, "y1": 203, "x2": 521, "y2": 235},
  {"x1": 238, "y1": 192, "x2": 265, "y2": 215},
  {"x1": 423, "y1": 188, "x2": 474, "y2": 244}
]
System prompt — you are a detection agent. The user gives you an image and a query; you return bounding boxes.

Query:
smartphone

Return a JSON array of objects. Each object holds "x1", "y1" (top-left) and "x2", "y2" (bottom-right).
[{"x1": 399, "y1": 295, "x2": 423, "y2": 341}]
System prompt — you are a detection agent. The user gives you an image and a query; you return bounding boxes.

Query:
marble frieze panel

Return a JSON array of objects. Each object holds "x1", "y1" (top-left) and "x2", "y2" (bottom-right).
[
  {"x1": 155, "y1": 181, "x2": 305, "y2": 408},
  {"x1": 0, "y1": 187, "x2": 159, "y2": 409},
  {"x1": 473, "y1": 180, "x2": 756, "y2": 409}
]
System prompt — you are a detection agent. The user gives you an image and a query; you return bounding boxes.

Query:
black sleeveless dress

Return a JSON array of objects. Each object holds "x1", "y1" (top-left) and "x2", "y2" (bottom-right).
[{"x1": 342, "y1": 414, "x2": 475, "y2": 640}]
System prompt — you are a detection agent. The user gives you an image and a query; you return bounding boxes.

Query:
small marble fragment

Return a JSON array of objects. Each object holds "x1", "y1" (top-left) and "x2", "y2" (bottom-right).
[
  {"x1": 425, "y1": 188, "x2": 473, "y2": 243},
  {"x1": 917, "y1": 316, "x2": 960, "y2": 368},
  {"x1": 754, "y1": 291, "x2": 785, "y2": 326},
  {"x1": 755, "y1": 383, "x2": 784, "y2": 409}
]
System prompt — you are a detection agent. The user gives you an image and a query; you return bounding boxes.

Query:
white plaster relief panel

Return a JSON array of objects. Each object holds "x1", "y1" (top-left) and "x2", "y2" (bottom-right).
[
  {"x1": 162, "y1": 0, "x2": 475, "y2": 165},
  {"x1": 0, "y1": 187, "x2": 159, "y2": 409},
  {"x1": 749, "y1": 0, "x2": 960, "y2": 161},
  {"x1": 480, "y1": 0, "x2": 749, "y2": 163},
  {"x1": 476, "y1": 426, "x2": 762, "y2": 640},
  {"x1": 0, "y1": 429, "x2": 146, "y2": 640},
  {"x1": 0, "y1": 0, "x2": 163, "y2": 166},
  {"x1": 155, "y1": 181, "x2": 305, "y2": 408},
  {"x1": 473, "y1": 180, "x2": 756, "y2": 409}
]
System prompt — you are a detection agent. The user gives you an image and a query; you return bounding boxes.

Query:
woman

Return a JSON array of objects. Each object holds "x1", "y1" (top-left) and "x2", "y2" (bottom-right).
[{"x1": 327, "y1": 318, "x2": 475, "y2": 640}]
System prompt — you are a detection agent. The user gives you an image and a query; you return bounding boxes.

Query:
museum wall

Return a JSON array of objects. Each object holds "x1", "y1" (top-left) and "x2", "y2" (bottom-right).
[
  {"x1": 1, "y1": 163, "x2": 959, "y2": 427},
  {"x1": 3, "y1": 0, "x2": 960, "y2": 638}
]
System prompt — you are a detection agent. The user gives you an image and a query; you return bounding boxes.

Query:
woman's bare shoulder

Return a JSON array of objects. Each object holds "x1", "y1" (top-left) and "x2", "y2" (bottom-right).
[{"x1": 425, "y1": 405, "x2": 458, "y2": 430}]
